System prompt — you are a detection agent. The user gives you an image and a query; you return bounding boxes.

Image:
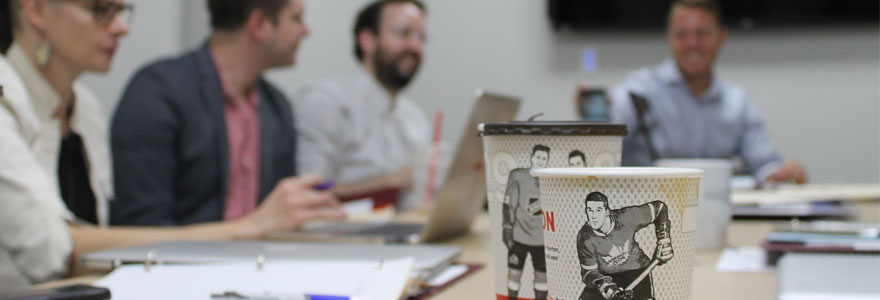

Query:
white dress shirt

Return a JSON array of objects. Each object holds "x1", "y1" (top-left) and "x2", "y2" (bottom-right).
[{"x1": 292, "y1": 67, "x2": 429, "y2": 202}]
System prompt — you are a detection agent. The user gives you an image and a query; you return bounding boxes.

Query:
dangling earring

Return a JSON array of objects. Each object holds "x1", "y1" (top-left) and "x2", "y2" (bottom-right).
[{"x1": 34, "y1": 40, "x2": 52, "y2": 67}]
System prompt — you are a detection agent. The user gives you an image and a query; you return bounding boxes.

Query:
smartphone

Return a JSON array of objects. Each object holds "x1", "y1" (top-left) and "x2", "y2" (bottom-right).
[
  {"x1": 0, "y1": 285, "x2": 110, "y2": 300},
  {"x1": 577, "y1": 88, "x2": 610, "y2": 122}
]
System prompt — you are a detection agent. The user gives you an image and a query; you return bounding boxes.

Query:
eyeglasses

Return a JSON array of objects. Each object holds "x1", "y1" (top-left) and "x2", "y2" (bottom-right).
[
  {"x1": 54, "y1": 0, "x2": 135, "y2": 26},
  {"x1": 384, "y1": 26, "x2": 427, "y2": 44}
]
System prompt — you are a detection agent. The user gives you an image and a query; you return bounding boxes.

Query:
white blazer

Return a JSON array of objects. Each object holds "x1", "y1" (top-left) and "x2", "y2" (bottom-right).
[{"x1": 0, "y1": 43, "x2": 114, "y2": 287}]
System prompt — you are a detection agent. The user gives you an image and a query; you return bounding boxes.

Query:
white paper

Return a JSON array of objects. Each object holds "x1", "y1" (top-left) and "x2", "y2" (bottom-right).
[
  {"x1": 95, "y1": 257, "x2": 414, "y2": 300},
  {"x1": 342, "y1": 198, "x2": 374, "y2": 215},
  {"x1": 715, "y1": 247, "x2": 773, "y2": 272}
]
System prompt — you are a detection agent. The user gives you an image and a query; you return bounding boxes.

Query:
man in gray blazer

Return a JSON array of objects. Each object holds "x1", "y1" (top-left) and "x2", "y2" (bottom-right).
[{"x1": 111, "y1": 0, "x2": 343, "y2": 226}]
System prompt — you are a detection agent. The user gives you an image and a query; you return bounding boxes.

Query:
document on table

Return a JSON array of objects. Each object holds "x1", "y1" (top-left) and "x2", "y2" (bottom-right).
[
  {"x1": 716, "y1": 247, "x2": 773, "y2": 272},
  {"x1": 95, "y1": 257, "x2": 414, "y2": 300}
]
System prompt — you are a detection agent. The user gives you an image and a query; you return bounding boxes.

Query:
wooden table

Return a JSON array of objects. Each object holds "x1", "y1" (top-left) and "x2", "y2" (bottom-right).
[
  {"x1": 35, "y1": 198, "x2": 879, "y2": 299},
  {"x1": 432, "y1": 200, "x2": 879, "y2": 300}
]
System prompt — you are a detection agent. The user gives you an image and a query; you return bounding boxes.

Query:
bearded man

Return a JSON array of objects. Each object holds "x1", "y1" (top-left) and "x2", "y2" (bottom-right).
[{"x1": 292, "y1": 0, "x2": 429, "y2": 208}]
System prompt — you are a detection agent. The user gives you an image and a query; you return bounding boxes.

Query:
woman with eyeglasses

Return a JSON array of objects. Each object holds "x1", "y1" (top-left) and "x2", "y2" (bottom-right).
[{"x1": 0, "y1": 0, "x2": 343, "y2": 289}]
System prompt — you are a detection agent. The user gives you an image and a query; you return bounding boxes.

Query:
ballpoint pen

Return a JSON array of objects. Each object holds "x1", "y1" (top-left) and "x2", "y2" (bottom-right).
[
  {"x1": 314, "y1": 181, "x2": 335, "y2": 191},
  {"x1": 210, "y1": 291, "x2": 355, "y2": 300}
]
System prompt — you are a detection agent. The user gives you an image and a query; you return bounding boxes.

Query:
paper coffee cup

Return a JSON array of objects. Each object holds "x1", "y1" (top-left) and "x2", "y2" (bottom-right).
[
  {"x1": 655, "y1": 159, "x2": 732, "y2": 250},
  {"x1": 533, "y1": 167, "x2": 702, "y2": 300},
  {"x1": 479, "y1": 121, "x2": 627, "y2": 300}
]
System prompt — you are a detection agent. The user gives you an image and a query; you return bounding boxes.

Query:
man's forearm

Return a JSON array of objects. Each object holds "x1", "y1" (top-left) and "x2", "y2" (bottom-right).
[
  {"x1": 581, "y1": 268, "x2": 605, "y2": 288},
  {"x1": 331, "y1": 166, "x2": 412, "y2": 201}
]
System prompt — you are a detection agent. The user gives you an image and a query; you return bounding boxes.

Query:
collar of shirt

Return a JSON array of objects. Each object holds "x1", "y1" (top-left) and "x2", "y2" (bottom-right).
[
  {"x1": 7, "y1": 44, "x2": 70, "y2": 121},
  {"x1": 658, "y1": 58, "x2": 723, "y2": 104},
  {"x1": 354, "y1": 65, "x2": 398, "y2": 116},
  {"x1": 209, "y1": 46, "x2": 258, "y2": 109}
]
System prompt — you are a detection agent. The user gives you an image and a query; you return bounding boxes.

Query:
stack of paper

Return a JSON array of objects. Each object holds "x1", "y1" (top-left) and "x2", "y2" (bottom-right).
[
  {"x1": 763, "y1": 222, "x2": 880, "y2": 265},
  {"x1": 95, "y1": 257, "x2": 414, "y2": 300}
]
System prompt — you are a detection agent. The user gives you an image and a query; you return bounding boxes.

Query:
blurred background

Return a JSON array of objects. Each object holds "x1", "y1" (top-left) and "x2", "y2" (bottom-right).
[{"x1": 81, "y1": 0, "x2": 879, "y2": 184}]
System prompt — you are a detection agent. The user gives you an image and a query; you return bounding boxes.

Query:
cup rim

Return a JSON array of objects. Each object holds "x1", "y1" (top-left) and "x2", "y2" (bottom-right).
[{"x1": 533, "y1": 167, "x2": 704, "y2": 178}]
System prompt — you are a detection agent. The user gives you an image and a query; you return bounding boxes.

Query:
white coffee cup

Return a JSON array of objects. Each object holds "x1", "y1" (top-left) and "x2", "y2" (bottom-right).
[
  {"x1": 655, "y1": 159, "x2": 732, "y2": 250},
  {"x1": 479, "y1": 121, "x2": 627, "y2": 300},
  {"x1": 534, "y1": 167, "x2": 703, "y2": 300}
]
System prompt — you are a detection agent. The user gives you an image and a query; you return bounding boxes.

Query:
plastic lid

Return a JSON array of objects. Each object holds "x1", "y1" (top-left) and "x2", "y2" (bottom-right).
[
  {"x1": 532, "y1": 167, "x2": 704, "y2": 178},
  {"x1": 479, "y1": 121, "x2": 627, "y2": 136}
]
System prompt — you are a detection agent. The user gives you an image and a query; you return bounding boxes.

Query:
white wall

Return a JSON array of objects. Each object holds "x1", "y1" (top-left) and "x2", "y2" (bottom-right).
[
  {"x1": 81, "y1": 0, "x2": 185, "y2": 113},
  {"x1": 86, "y1": 0, "x2": 880, "y2": 184}
]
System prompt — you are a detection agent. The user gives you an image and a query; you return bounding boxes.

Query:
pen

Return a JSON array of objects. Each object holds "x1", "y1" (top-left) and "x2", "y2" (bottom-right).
[
  {"x1": 306, "y1": 295, "x2": 350, "y2": 300},
  {"x1": 210, "y1": 291, "x2": 353, "y2": 300},
  {"x1": 314, "y1": 181, "x2": 335, "y2": 191}
]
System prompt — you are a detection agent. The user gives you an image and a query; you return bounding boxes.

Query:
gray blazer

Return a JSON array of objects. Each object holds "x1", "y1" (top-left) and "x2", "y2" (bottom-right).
[{"x1": 110, "y1": 43, "x2": 296, "y2": 226}]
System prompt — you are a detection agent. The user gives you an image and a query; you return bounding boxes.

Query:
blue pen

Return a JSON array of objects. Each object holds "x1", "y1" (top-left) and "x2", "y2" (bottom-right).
[
  {"x1": 306, "y1": 295, "x2": 349, "y2": 300},
  {"x1": 314, "y1": 181, "x2": 335, "y2": 191},
  {"x1": 211, "y1": 291, "x2": 353, "y2": 300}
]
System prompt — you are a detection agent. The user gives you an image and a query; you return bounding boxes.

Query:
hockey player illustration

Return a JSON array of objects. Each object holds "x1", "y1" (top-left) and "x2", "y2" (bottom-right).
[
  {"x1": 502, "y1": 144, "x2": 550, "y2": 300},
  {"x1": 568, "y1": 150, "x2": 587, "y2": 167},
  {"x1": 577, "y1": 192, "x2": 675, "y2": 300}
]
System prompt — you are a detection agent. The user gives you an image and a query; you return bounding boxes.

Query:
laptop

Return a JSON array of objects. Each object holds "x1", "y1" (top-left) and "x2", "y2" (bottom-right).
[
  {"x1": 276, "y1": 89, "x2": 521, "y2": 244},
  {"x1": 80, "y1": 240, "x2": 461, "y2": 280}
]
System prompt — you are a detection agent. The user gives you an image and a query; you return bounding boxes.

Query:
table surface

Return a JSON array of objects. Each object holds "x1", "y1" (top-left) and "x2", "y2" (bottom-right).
[
  {"x1": 431, "y1": 200, "x2": 879, "y2": 300},
  {"x1": 34, "y1": 186, "x2": 880, "y2": 300}
]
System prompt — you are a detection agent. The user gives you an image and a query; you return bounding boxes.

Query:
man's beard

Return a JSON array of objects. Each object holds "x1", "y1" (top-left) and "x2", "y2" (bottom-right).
[{"x1": 373, "y1": 48, "x2": 421, "y2": 92}]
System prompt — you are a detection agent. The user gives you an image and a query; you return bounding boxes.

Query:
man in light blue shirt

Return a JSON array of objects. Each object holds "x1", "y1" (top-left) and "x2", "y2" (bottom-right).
[{"x1": 609, "y1": 0, "x2": 806, "y2": 183}]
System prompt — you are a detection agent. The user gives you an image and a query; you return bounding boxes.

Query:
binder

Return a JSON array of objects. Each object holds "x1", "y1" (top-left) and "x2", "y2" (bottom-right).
[
  {"x1": 80, "y1": 240, "x2": 460, "y2": 280},
  {"x1": 95, "y1": 255, "x2": 415, "y2": 300}
]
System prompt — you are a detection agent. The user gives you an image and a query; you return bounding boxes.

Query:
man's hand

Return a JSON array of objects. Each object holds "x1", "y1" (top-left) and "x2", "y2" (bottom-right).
[
  {"x1": 655, "y1": 238, "x2": 674, "y2": 264},
  {"x1": 236, "y1": 175, "x2": 346, "y2": 238},
  {"x1": 502, "y1": 223, "x2": 513, "y2": 249},
  {"x1": 766, "y1": 160, "x2": 807, "y2": 184},
  {"x1": 654, "y1": 220, "x2": 674, "y2": 264},
  {"x1": 595, "y1": 277, "x2": 632, "y2": 300}
]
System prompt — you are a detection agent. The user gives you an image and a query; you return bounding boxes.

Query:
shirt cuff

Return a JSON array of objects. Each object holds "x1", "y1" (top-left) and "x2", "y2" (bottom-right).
[{"x1": 754, "y1": 160, "x2": 783, "y2": 184}]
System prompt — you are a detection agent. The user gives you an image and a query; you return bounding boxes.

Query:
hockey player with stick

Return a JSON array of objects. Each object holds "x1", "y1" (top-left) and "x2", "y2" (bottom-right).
[{"x1": 577, "y1": 192, "x2": 675, "y2": 300}]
